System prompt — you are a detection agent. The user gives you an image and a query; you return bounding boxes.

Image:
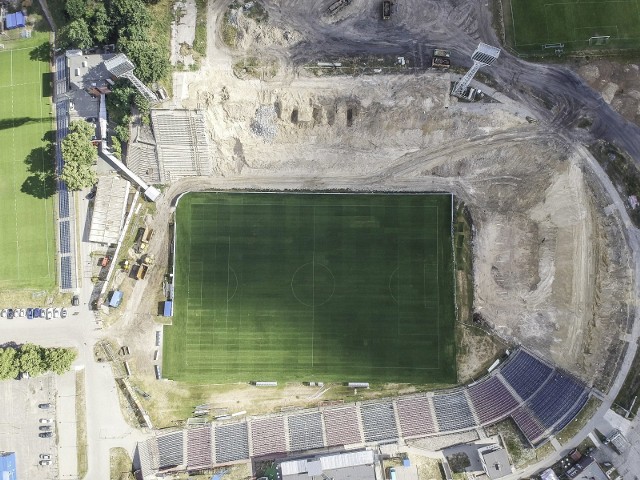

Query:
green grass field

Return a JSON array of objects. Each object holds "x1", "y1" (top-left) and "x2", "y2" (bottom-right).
[
  {"x1": 508, "y1": 0, "x2": 640, "y2": 51},
  {"x1": 0, "y1": 35, "x2": 56, "y2": 292},
  {"x1": 163, "y1": 192, "x2": 457, "y2": 384}
]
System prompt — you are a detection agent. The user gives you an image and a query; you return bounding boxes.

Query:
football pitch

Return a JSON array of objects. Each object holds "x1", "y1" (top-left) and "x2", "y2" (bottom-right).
[
  {"x1": 163, "y1": 192, "x2": 457, "y2": 384},
  {"x1": 0, "y1": 38, "x2": 56, "y2": 291},
  {"x1": 508, "y1": 0, "x2": 640, "y2": 51}
]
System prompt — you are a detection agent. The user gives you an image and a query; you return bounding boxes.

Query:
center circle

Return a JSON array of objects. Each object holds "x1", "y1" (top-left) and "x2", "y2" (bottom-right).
[{"x1": 291, "y1": 262, "x2": 335, "y2": 307}]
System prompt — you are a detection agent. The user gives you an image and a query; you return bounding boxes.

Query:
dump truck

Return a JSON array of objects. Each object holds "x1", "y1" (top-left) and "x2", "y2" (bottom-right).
[
  {"x1": 432, "y1": 49, "x2": 451, "y2": 68},
  {"x1": 382, "y1": 1, "x2": 392, "y2": 19},
  {"x1": 135, "y1": 254, "x2": 154, "y2": 280}
]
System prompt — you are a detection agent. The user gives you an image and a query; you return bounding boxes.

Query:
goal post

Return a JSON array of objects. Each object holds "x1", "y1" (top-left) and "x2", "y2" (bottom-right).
[{"x1": 589, "y1": 35, "x2": 611, "y2": 46}]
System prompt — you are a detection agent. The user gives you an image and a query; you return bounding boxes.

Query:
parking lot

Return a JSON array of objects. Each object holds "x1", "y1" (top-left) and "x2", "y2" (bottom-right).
[{"x1": 0, "y1": 375, "x2": 57, "y2": 479}]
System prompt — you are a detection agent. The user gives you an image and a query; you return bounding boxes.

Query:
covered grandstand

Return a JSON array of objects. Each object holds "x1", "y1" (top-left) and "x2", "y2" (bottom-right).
[{"x1": 136, "y1": 348, "x2": 590, "y2": 479}]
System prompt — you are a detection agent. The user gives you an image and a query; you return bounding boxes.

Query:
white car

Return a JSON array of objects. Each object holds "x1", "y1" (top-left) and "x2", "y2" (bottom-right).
[
  {"x1": 45, "y1": 308, "x2": 53, "y2": 320},
  {"x1": 0, "y1": 309, "x2": 5, "y2": 318},
  {"x1": 39, "y1": 460, "x2": 51, "y2": 466},
  {"x1": 53, "y1": 308, "x2": 60, "y2": 318},
  {"x1": 60, "y1": 308, "x2": 67, "y2": 319},
  {"x1": 40, "y1": 454, "x2": 51, "y2": 460},
  {"x1": 18, "y1": 309, "x2": 25, "y2": 317},
  {"x1": 39, "y1": 418, "x2": 53, "y2": 424}
]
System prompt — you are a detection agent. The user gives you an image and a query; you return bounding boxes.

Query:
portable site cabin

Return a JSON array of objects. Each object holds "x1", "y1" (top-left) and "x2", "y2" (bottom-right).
[
  {"x1": 109, "y1": 290, "x2": 123, "y2": 308},
  {"x1": 0, "y1": 452, "x2": 17, "y2": 479},
  {"x1": 163, "y1": 300, "x2": 173, "y2": 317},
  {"x1": 5, "y1": 12, "x2": 26, "y2": 30}
]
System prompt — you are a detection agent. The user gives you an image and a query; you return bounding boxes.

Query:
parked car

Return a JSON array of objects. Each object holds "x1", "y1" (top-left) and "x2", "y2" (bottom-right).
[
  {"x1": 18, "y1": 309, "x2": 25, "y2": 317},
  {"x1": 33, "y1": 308, "x2": 41, "y2": 318},
  {"x1": 72, "y1": 295, "x2": 80, "y2": 307},
  {"x1": 60, "y1": 308, "x2": 67, "y2": 319},
  {"x1": 39, "y1": 454, "x2": 51, "y2": 460},
  {"x1": 26, "y1": 308, "x2": 33, "y2": 319},
  {"x1": 6, "y1": 309, "x2": 14, "y2": 319},
  {"x1": 53, "y1": 308, "x2": 60, "y2": 318},
  {"x1": 39, "y1": 459, "x2": 51, "y2": 465},
  {"x1": 39, "y1": 403, "x2": 52, "y2": 409},
  {"x1": 0, "y1": 309, "x2": 5, "y2": 318},
  {"x1": 39, "y1": 426, "x2": 52, "y2": 431},
  {"x1": 39, "y1": 432, "x2": 53, "y2": 438},
  {"x1": 45, "y1": 308, "x2": 53, "y2": 320},
  {"x1": 39, "y1": 418, "x2": 53, "y2": 424}
]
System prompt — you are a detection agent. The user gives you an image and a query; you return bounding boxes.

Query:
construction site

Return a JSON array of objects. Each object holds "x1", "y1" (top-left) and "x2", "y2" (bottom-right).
[{"x1": 27, "y1": 0, "x2": 640, "y2": 478}]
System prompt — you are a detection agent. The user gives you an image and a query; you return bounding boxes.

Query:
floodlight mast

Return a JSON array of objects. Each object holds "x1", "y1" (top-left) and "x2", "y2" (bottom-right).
[{"x1": 451, "y1": 43, "x2": 501, "y2": 98}]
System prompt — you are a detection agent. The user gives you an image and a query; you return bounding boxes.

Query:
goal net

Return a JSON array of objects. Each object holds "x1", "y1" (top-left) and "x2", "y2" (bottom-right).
[{"x1": 589, "y1": 35, "x2": 611, "y2": 46}]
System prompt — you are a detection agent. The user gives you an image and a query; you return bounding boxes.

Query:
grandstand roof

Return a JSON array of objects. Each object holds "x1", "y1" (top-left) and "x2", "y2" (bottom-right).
[
  {"x1": 89, "y1": 175, "x2": 130, "y2": 245},
  {"x1": 104, "y1": 54, "x2": 135, "y2": 78}
]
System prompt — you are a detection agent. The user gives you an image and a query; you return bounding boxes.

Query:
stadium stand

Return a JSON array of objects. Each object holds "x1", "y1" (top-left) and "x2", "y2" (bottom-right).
[
  {"x1": 500, "y1": 350, "x2": 553, "y2": 401},
  {"x1": 511, "y1": 406, "x2": 545, "y2": 444},
  {"x1": 360, "y1": 402, "x2": 399, "y2": 442},
  {"x1": 250, "y1": 417, "x2": 287, "y2": 457},
  {"x1": 138, "y1": 437, "x2": 160, "y2": 478},
  {"x1": 552, "y1": 392, "x2": 590, "y2": 433},
  {"x1": 323, "y1": 406, "x2": 363, "y2": 446},
  {"x1": 468, "y1": 376, "x2": 519, "y2": 424},
  {"x1": 187, "y1": 425, "x2": 212, "y2": 469},
  {"x1": 395, "y1": 395, "x2": 437, "y2": 437},
  {"x1": 214, "y1": 422, "x2": 249, "y2": 463},
  {"x1": 60, "y1": 221, "x2": 71, "y2": 254},
  {"x1": 433, "y1": 390, "x2": 476, "y2": 431},
  {"x1": 524, "y1": 371, "x2": 587, "y2": 429},
  {"x1": 156, "y1": 431, "x2": 184, "y2": 469},
  {"x1": 288, "y1": 412, "x2": 325, "y2": 452}
]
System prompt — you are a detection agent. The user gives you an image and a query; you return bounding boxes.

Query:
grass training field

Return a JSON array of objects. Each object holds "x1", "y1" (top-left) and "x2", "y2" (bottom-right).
[
  {"x1": 507, "y1": 0, "x2": 640, "y2": 51},
  {"x1": 163, "y1": 192, "x2": 457, "y2": 384},
  {"x1": 0, "y1": 35, "x2": 56, "y2": 292}
]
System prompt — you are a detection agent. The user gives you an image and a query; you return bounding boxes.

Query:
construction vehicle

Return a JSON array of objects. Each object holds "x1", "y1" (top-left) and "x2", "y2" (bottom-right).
[
  {"x1": 136, "y1": 254, "x2": 154, "y2": 280},
  {"x1": 139, "y1": 227, "x2": 154, "y2": 252},
  {"x1": 382, "y1": 0, "x2": 392, "y2": 19},
  {"x1": 432, "y1": 49, "x2": 451, "y2": 68}
]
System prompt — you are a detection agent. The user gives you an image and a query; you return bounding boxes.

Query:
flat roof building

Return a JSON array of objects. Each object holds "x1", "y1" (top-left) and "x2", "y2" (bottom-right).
[
  {"x1": 279, "y1": 450, "x2": 376, "y2": 480},
  {"x1": 478, "y1": 445, "x2": 512, "y2": 479},
  {"x1": 0, "y1": 452, "x2": 17, "y2": 480}
]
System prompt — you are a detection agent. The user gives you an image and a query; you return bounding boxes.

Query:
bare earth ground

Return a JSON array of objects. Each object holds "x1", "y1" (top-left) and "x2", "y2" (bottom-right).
[{"x1": 103, "y1": 0, "x2": 636, "y2": 423}]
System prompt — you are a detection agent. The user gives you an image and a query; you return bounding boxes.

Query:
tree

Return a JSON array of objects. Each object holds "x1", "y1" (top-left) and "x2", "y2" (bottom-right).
[
  {"x1": 119, "y1": 40, "x2": 170, "y2": 83},
  {"x1": 91, "y1": 2, "x2": 112, "y2": 44},
  {"x1": 0, "y1": 348, "x2": 19, "y2": 380},
  {"x1": 59, "y1": 19, "x2": 93, "y2": 50},
  {"x1": 65, "y1": 0, "x2": 88, "y2": 20},
  {"x1": 110, "y1": 0, "x2": 151, "y2": 32},
  {"x1": 43, "y1": 348, "x2": 77, "y2": 375},
  {"x1": 18, "y1": 344, "x2": 45, "y2": 377},
  {"x1": 61, "y1": 160, "x2": 98, "y2": 190},
  {"x1": 61, "y1": 132, "x2": 97, "y2": 166},
  {"x1": 69, "y1": 119, "x2": 96, "y2": 139}
]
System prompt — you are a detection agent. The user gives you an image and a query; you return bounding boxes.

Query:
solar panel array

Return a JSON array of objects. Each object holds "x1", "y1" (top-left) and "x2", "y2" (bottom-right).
[
  {"x1": 60, "y1": 220, "x2": 71, "y2": 254},
  {"x1": 137, "y1": 349, "x2": 591, "y2": 479},
  {"x1": 54, "y1": 95, "x2": 77, "y2": 290}
]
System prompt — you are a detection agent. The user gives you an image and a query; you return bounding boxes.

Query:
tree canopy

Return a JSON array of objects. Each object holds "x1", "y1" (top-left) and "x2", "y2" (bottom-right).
[
  {"x1": 59, "y1": 18, "x2": 93, "y2": 50},
  {"x1": 0, "y1": 345, "x2": 77, "y2": 380},
  {"x1": 60, "y1": 120, "x2": 97, "y2": 191}
]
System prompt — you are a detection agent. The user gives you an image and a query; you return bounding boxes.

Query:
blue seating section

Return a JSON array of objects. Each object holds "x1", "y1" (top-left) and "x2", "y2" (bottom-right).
[
  {"x1": 526, "y1": 371, "x2": 587, "y2": 429},
  {"x1": 501, "y1": 350, "x2": 553, "y2": 400},
  {"x1": 214, "y1": 423, "x2": 249, "y2": 463},
  {"x1": 552, "y1": 392, "x2": 589, "y2": 434},
  {"x1": 360, "y1": 402, "x2": 399, "y2": 442},
  {"x1": 288, "y1": 412, "x2": 324, "y2": 452},
  {"x1": 468, "y1": 376, "x2": 519, "y2": 424},
  {"x1": 433, "y1": 390, "x2": 475, "y2": 431}
]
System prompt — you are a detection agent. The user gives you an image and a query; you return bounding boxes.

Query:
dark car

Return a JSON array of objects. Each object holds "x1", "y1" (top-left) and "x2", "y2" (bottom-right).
[
  {"x1": 6, "y1": 309, "x2": 14, "y2": 319},
  {"x1": 33, "y1": 308, "x2": 41, "y2": 318},
  {"x1": 26, "y1": 308, "x2": 33, "y2": 319},
  {"x1": 39, "y1": 432, "x2": 53, "y2": 438},
  {"x1": 39, "y1": 426, "x2": 52, "y2": 431},
  {"x1": 72, "y1": 295, "x2": 80, "y2": 307},
  {"x1": 39, "y1": 403, "x2": 52, "y2": 409}
]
